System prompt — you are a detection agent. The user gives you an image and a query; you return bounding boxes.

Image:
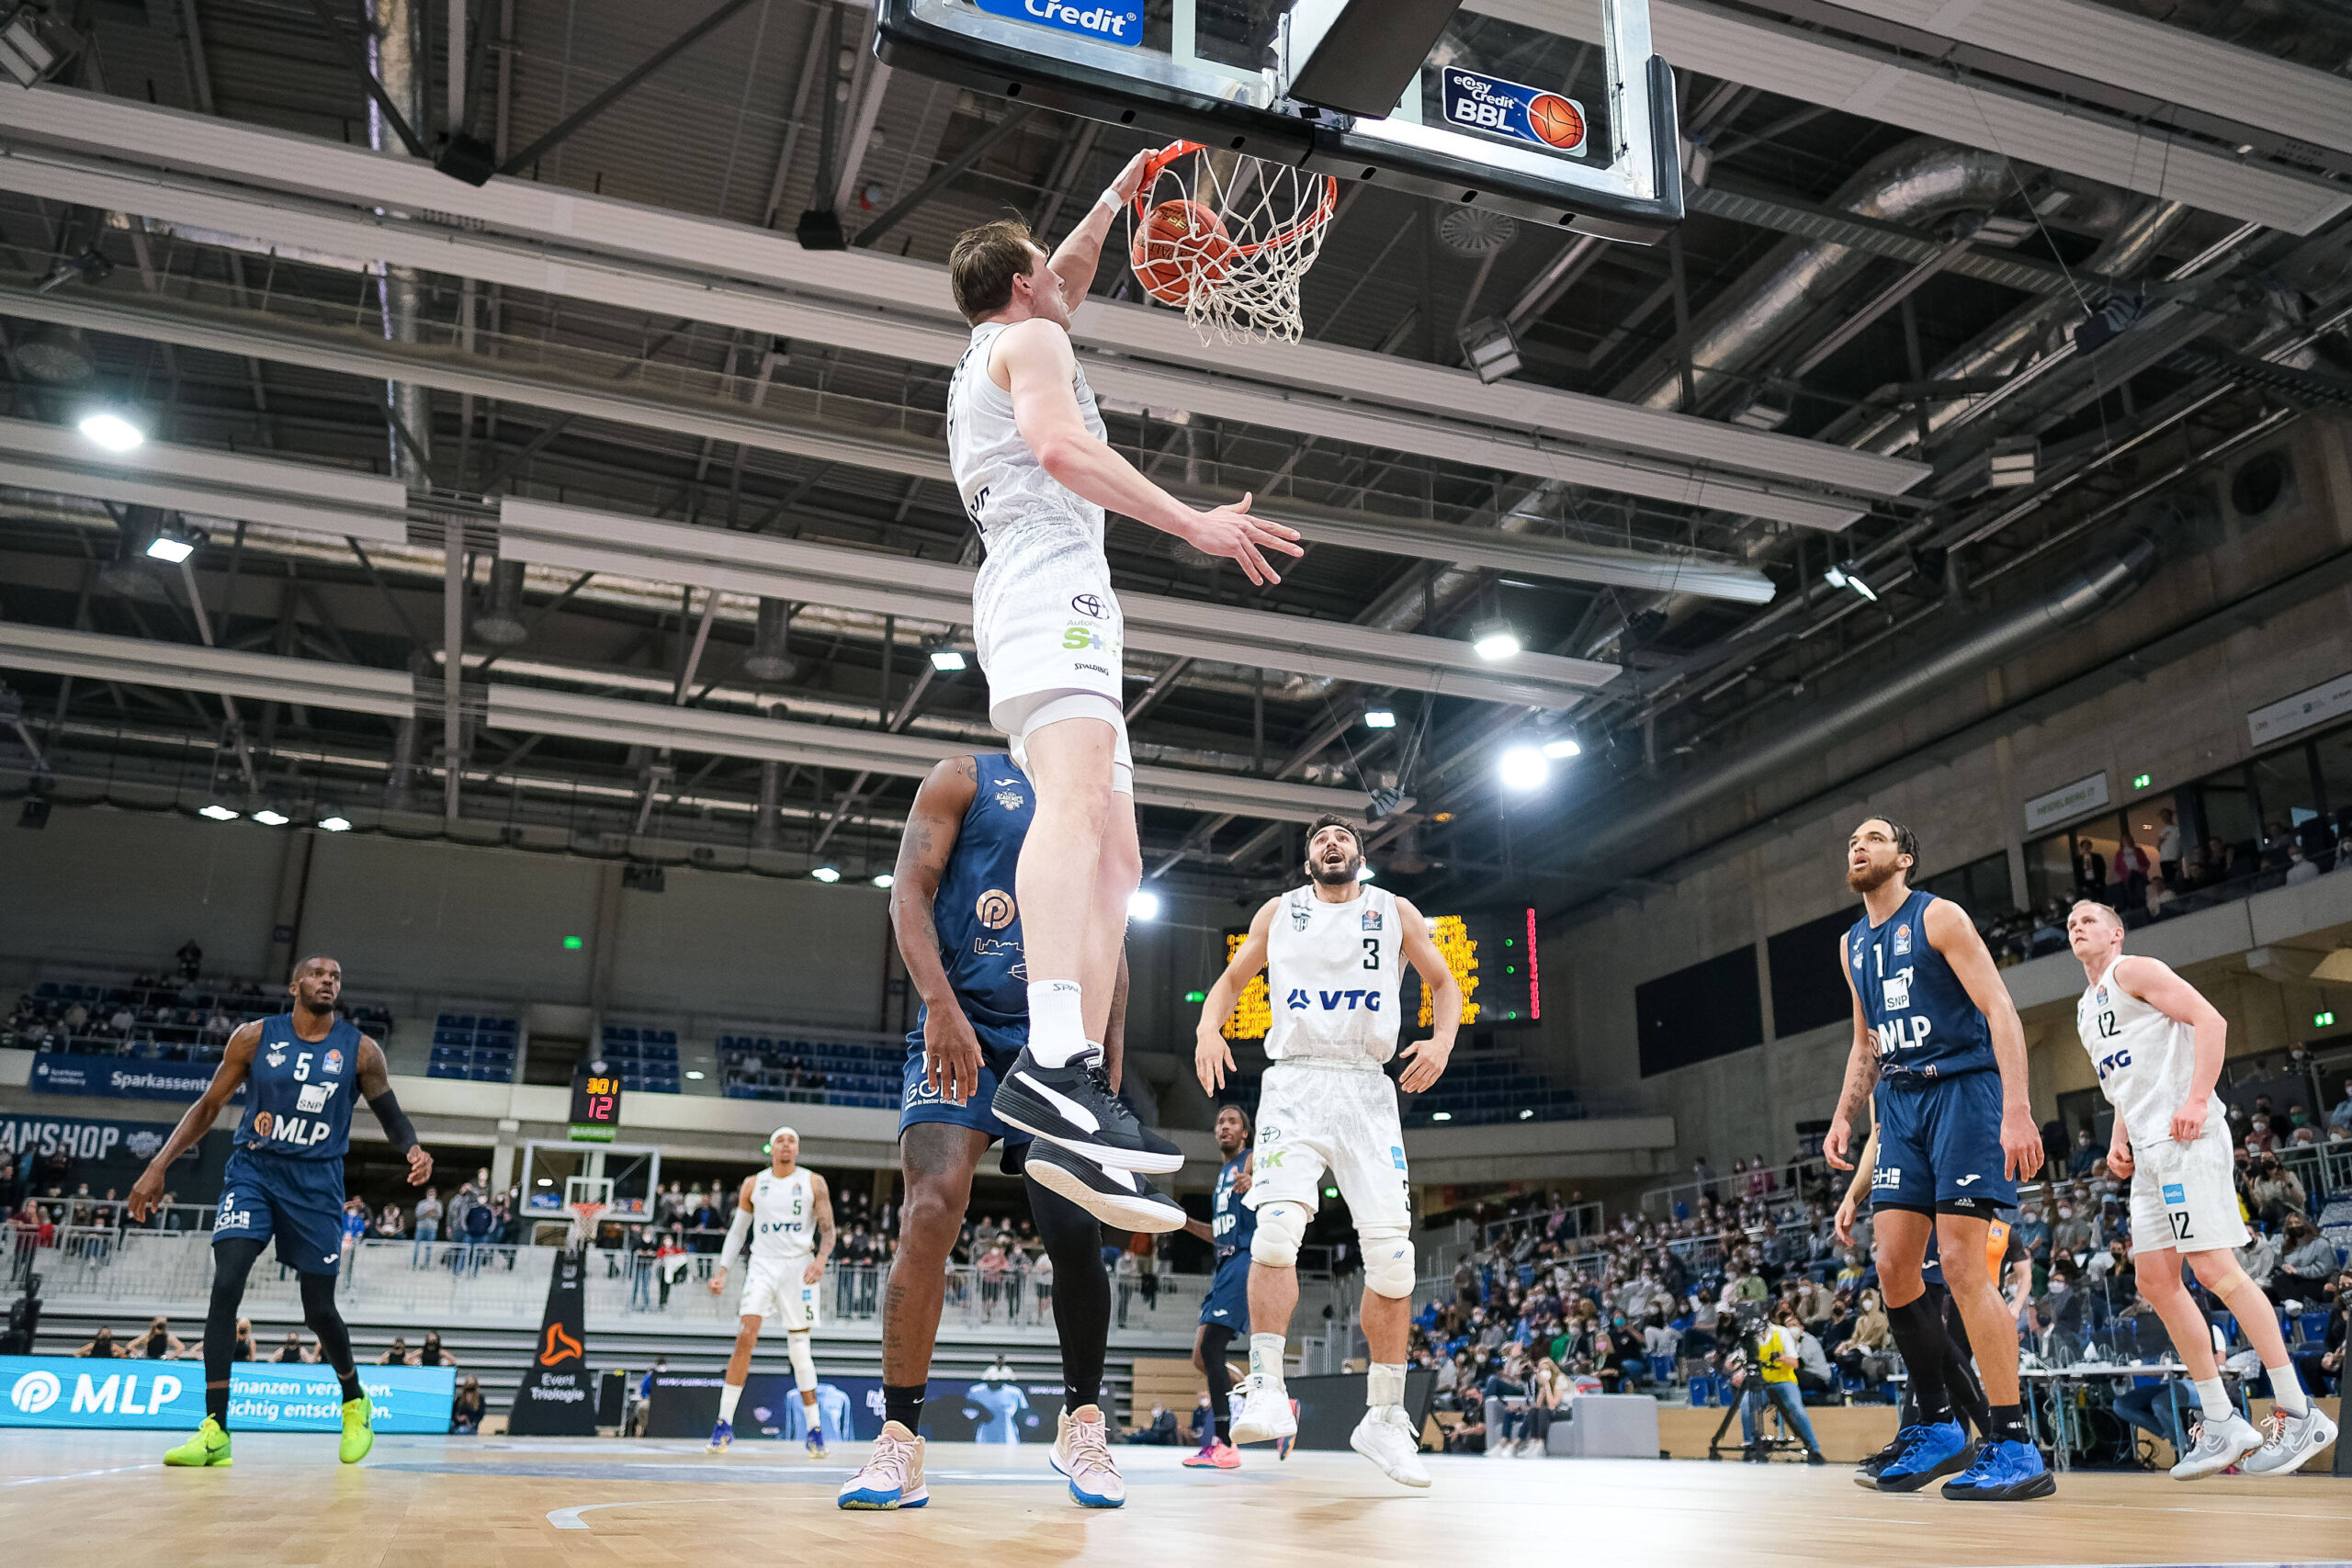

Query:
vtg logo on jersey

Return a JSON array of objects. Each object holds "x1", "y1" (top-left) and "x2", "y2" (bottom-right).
[
  {"x1": 1892, "y1": 923, "x2": 1912, "y2": 956},
  {"x1": 1284, "y1": 987, "x2": 1382, "y2": 1013},
  {"x1": 1361, "y1": 908, "x2": 1383, "y2": 932}
]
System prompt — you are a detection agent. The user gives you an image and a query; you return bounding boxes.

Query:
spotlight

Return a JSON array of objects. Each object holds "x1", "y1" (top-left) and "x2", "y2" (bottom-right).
[
  {"x1": 1430, "y1": 1111, "x2": 1453, "y2": 1122},
  {"x1": 198, "y1": 803, "x2": 239, "y2": 821},
  {"x1": 1540, "y1": 737, "x2": 1582, "y2": 760},
  {"x1": 78, "y1": 410, "x2": 145, "y2": 452},
  {"x1": 250, "y1": 808, "x2": 289, "y2": 827},
  {"x1": 1456, "y1": 316, "x2": 1523, "y2": 383},
  {"x1": 1363, "y1": 706, "x2": 1396, "y2": 729},
  {"x1": 1825, "y1": 563, "x2": 1877, "y2": 603},
  {"x1": 810, "y1": 864, "x2": 841, "y2": 883},
  {"x1": 317, "y1": 815, "x2": 353, "y2": 832},
  {"x1": 870, "y1": 873, "x2": 895, "y2": 888},
  {"x1": 143, "y1": 521, "x2": 205, "y2": 564},
  {"x1": 1355, "y1": 864, "x2": 1376, "y2": 882},
  {"x1": 928, "y1": 647, "x2": 967, "y2": 673},
  {"x1": 684, "y1": 1069, "x2": 706, "y2": 1081},
  {"x1": 1519, "y1": 1108, "x2": 1535, "y2": 1121},
  {"x1": 1128, "y1": 890, "x2": 1161, "y2": 921},
  {"x1": 0, "y1": 6, "x2": 78, "y2": 89},
  {"x1": 1497, "y1": 746, "x2": 1549, "y2": 792},
  {"x1": 1471, "y1": 619, "x2": 1521, "y2": 661}
]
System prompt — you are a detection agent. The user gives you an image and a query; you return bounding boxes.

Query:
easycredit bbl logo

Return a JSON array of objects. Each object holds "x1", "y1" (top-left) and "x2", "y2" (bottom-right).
[
  {"x1": 975, "y1": 0, "x2": 1142, "y2": 46},
  {"x1": 1441, "y1": 67, "x2": 1588, "y2": 156}
]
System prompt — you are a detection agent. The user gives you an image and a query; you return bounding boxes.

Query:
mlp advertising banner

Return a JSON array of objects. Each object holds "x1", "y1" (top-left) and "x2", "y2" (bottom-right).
[
  {"x1": 509, "y1": 1247, "x2": 596, "y2": 1435},
  {"x1": 28, "y1": 1052, "x2": 245, "y2": 1103},
  {"x1": 0, "y1": 1357, "x2": 454, "y2": 1431}
]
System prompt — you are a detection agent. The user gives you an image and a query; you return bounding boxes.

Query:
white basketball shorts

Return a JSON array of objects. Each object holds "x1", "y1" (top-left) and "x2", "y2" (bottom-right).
[
  {"x1": 2127, "y1": 1130, "x2": 2248, "y2": 1257},
  {"x1": 974, "y1": 515, "x2": 1131, "y2": 793},
  {"x1": 1244, "y1": 1060, "x2": 1410, "y2": 1235},
  {"x1": 741, "y1": 1256, "x2": 820, "y2": 1331}
]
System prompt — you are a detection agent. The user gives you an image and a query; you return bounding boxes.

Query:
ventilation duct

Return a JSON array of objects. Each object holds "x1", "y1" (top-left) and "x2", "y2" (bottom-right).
[
  {"x1": 471, "y1": 558, "x2": 529, "y2": 646},
  {"x1": 741, "y1": 597, "x2": 796, "y2": 682}
]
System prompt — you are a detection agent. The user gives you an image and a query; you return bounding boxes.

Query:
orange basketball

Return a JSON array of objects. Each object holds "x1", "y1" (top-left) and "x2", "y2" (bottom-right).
[
  {"x1": 1130, "y1": 197, "x2": 1236, "y2": 305},
  {"x1": 1527, "y1": 93, "x2": 1585, "y2": 152}
]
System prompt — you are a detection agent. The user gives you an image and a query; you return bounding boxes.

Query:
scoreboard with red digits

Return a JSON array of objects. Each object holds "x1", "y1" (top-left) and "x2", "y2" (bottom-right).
[{"x1": 569, "y1": 1065, "x2": 623, "y2": 1142}]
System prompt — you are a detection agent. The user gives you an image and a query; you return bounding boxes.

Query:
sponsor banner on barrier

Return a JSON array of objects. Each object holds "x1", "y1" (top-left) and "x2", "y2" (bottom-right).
[
  {"x1": 0, "y1": 1356, "x2": 454, "y2": 1431},
  {"x1": 28, "y1": 1051, "x2": 246, "y2": 1103},
  {"x1": 645, "y1": 1371, "x2": 1112, "y2": 1445}
]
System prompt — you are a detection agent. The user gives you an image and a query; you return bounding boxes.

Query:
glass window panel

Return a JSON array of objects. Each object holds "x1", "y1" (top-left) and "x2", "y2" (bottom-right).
[
  {"x1": 2312, "y1": 724, "x2": 2352, "y2": 829},
  {"x1": 2191, "y1": 773, "x2": 2259, "y2": 886},
  {"x1": 2025, "y1": 832, "x2": 2075, "y2": 913},
  {"x1": 2251, "y1": 748, "x2": 2322, "y2": 874}
]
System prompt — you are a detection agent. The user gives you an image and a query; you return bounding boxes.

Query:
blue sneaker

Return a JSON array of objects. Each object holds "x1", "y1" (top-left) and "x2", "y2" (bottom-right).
[
  {"x1": 705, "y1": 1418, "x2": 734, "y2": 1454},
  {"x1": 1873, "y1": 1420, "x2": 1972, "y2": 1493},
  {"x1": 1941, "y1": 1438, "x2": 2055, "y2": 1501}
]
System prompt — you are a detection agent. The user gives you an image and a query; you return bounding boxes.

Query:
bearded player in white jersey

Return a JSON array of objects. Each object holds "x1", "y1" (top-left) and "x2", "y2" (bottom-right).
[
  {"x1": 943, "y1": 177, "x2": 1303, "y2": 1199},
  {"x1": 1193, "y1": 816, "x2": 1463, "y2": 1487},
  {"x1": 705, "y1": 1127, "x2": 836, "y2": 1455},
  {"x1": 2065, "y1": 900, "x2": 2336, "y2": 1476}
]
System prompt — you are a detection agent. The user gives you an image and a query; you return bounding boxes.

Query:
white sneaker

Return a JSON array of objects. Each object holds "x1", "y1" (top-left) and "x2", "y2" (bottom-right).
[
  {"x1": 1050, "y1": 1404, "x2": 1125, "y2": 1507},
  {"x1": 2168, "y1": 1415, "x2": 2265, "y2": 1480},
  {"x1": 836, "y1": 1421, "x2": 927, "y2": 1509},
  {"x1": 1232, "y1": 1376, "x2": 1297, "y2": 1447},
  {"x1": 1351, "y1": 1406, "x2": 1431, "y2": 1488},
  {"x1": 2240, "y1": 1404, "x2": 2339, "y2": 1476}
]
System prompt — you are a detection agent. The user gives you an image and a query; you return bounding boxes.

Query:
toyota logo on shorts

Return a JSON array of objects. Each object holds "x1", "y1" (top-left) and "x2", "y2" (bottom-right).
[
  {"x1": 9, "y1": 1370, "x2": 61, "y2": 1414},
  {"x1": 1069, "y1": 593, "x2": 1104, "y2": 618}
]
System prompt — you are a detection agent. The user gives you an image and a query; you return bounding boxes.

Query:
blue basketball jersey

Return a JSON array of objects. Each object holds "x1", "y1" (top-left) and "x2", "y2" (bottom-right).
[
  {"x1": 1845, "y1": 888, "x2": 1993, "y2": 1081},
  {"x1": 234, "y1": 1013, "x2": 363, "y2": 1159},
  {"x1": 920, "y1": 754, "x2": 1034, "y2": 1047},
  {"x1": 1211, "y1": 1154, "x2": 1257, "y2": 1260}
]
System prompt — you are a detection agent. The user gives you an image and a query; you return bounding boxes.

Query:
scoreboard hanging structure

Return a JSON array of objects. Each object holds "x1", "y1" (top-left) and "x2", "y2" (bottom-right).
[{"x1": 1219, "y1": 906, "x2": 1540, "y2": 1041}]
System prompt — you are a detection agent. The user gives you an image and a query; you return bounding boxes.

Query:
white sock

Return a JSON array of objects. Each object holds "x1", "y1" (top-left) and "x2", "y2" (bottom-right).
[
  {"x1": 1025, "y1": 980, "x2": 1087, "y2": 1067},
  {"x1": 1250, "y1": 1333, "x2": 1287, "y2": 1388},
  {"x1": 2265, "y1": 1361, "x2": 2308, "y2": 1418},
  {"x1": 2193, "y1": 1376, "x2": 2232, "y2": 1424},
  {"x1": 719, "y1": 1382, "x2": 742, "y2": 1423},
  {"x1": 1367, "y1": 1361, "x2": 1406, "y2": 1414}
]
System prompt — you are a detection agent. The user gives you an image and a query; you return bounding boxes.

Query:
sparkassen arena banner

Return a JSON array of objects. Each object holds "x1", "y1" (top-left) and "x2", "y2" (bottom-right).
[{"x1": 0, "y1": 1357, "x2": 455, "y2": 1431}]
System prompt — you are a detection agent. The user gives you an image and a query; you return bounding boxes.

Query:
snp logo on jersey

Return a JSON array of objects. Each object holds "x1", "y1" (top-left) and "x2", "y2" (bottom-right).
[{"x1": 295, "y1": 1081, "x2": 338, "y2": 1115}]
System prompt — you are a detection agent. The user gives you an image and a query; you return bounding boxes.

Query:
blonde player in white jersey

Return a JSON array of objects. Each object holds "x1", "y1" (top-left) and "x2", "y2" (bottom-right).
[
  {"x1": 943, "y1": 186, "x2": 1303, "y2": 1190},
  {"x1": 705, "y1": 1127, "x2": 836, "y2": 1456},
  {"x1": 1193, "y1": 816, "x2": 1463, "y2": 1487},
  {"x1": 2065, "y1": 900, "x2": 2336, "y2": 1476}
]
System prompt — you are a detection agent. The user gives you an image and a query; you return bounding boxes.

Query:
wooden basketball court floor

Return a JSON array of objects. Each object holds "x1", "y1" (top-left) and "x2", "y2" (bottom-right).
[{"x1": 5, "y1": 1431, "x2": 2347, "y2": 1567}]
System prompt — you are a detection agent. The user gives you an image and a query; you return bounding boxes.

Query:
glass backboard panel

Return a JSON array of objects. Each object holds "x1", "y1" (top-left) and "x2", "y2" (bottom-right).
[{"x1": 876, "y1": 0, "x2": 1681, "y2": 241}]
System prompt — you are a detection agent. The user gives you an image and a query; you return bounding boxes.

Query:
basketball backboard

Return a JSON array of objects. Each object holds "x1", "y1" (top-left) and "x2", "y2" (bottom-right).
[{"x1": 876, "y1": 0, "x2": 1681, "y2": 243}]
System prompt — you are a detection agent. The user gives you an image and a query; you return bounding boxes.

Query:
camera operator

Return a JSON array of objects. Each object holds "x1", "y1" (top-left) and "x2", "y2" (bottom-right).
[{"x1": 1727, "y1": 1301, "x2": 1826, "y2": 1464}]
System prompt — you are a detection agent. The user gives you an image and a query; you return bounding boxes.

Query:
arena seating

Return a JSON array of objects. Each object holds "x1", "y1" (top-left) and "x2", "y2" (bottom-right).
[
  {"x1": 597, "y1": 1023, "x2": 683, "y2": 1094},
  {"x1": 4, "y1": 969, "x2": 396, "y2": 1061},
  {"x1": 718, "y1": 1032, "x2": 899, "y2": 1108},
  {"x1": 425, "y1": 1013, "x2": 521, "y2": 1083}
]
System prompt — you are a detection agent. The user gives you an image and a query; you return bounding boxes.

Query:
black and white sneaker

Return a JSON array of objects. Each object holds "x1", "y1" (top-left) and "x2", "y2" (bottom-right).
[
  {"x1": 1023, "y1": 1139, "x2": 1188, "y2": 1233},
  {"x1": 990, "y1": 1047, "x2": 1185, "y2": 1174}
]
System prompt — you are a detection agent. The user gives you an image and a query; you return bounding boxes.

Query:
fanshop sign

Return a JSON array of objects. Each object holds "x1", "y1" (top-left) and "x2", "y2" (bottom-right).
[{"x1": 0, "y1": 1357, "x2": 454, "y2": 1430}]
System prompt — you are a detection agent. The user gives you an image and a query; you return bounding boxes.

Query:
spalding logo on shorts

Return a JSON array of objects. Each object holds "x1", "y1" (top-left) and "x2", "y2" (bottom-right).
[{"x1": 976, "y1": 889, "x2": 1017, "y2": 930}]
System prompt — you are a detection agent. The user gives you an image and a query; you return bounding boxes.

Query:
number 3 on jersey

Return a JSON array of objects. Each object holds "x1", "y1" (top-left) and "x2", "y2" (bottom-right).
[{"x1": 1362, "y1": 938, "x2": 1379, "y2": 971}]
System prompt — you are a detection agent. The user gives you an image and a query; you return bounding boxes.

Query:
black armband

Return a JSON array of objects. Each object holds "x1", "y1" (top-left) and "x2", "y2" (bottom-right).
[{"x1": 368, "y1": 1089, "x2": 418, "y2": 1153}]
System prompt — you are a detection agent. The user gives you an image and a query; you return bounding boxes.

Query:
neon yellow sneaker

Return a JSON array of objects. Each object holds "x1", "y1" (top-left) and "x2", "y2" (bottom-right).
[
  {"x1": 164, "y1": 1416, "x2": 233, "y2": 1467},
  {"x1": 338, "y1": 1396, "x2": 375, "y2": 1464}
]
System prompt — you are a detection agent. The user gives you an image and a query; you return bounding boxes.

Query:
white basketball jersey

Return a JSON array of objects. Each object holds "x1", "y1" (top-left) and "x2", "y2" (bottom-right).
[
  {"x1": 1264, "y1": 884, "x2": 1404, "y2": 1067},
  {"x1": 2075, "y1": 956, "x2": 2223, "y2": 1148},
  {"x1": 748, "y1": 1168, "x2": 817, "y2": 1263},
  {"x1": 946, "y1": 321, "x2": 1108, "y2": 548}
]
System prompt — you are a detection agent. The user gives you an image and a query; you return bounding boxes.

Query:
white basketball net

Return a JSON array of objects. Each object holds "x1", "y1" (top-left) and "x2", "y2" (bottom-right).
[{"x1": 1128, "y1": 141, "x2": 1337, "y2": 344}]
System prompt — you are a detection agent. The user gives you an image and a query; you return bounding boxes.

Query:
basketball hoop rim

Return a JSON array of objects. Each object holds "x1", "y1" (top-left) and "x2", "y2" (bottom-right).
[{"x1": 1132, "y1": 140, "x2": 1338, "y2": 258}]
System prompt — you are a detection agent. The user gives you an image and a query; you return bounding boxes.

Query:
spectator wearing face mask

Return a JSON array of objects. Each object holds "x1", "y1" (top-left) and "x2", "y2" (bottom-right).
[
  {"x1": 2245, "y1": 1154, "x2": 2305, "y2": 1226},
  {"x1": 2051, "y1": 1201, "x2": 2094, "y2": 1260},
  {"x1": 2273, "y1": 1214, "x2": 2339, "y2": 1304}
]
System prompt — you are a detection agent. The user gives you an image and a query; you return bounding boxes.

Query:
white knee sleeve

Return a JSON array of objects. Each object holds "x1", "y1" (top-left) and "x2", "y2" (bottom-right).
[
  {"x1": 1250, "y1": 1202, "x2": 1310, "y2": 1269},
  {"x1": 787, "y1": 1329, "x2": 817, "y2": 1393},
  {"x1": 1360, "y1": 1224, "x2": 1416, "y2": 1298}
]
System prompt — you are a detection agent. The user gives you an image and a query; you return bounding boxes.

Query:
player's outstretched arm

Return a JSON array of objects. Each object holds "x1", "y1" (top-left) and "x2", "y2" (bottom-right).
[
  {"x1": 2118, "y1": 954, "x2": 2228, "y2": 1145},
  {"x1": 1193, "y1": 897, "x2": 1276, "y2": 1093},
  {"x1": 996, "y1": 321, "x2": 1303, "y2": 584},
  {"x1": 356, "y1": 1035, "x2": 430, "y2": 1186},
  {"x1": 890, "y1": 755, "x2": 985, "y2": 1104},
  {"x1": 1045, "y1": 150, "x2": 1149, "y2": 309},
  {"x1": 1824, "y1": 934, "x2": 1878, "y2": 1172},
  {"x1": 129, "y1": 1021, "x2": 260, "y2": 1220},
  {"x1": 806, "y1": 1173, "x2": 836, "y2": 1287},
  {"x1": 1395, "y1": 897, "x2": 1461, "y2": 1094},
  {"x1": 1927, "y1": 897, "x2": 2041, "y2": 1180}
]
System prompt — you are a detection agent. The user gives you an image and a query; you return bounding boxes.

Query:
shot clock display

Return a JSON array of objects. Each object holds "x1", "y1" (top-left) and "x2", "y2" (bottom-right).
[
  {"x1": 1217, "y1": 906, "x2": 1540, "y2": 1041},
  {"x1": 569, "y1": 1063, "x2": 623, "y2": 1142}
]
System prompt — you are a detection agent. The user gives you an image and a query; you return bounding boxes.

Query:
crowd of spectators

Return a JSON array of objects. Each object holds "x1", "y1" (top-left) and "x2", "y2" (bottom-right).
[{"x1": 3, "y1": 947, "x2": 396, "y2": 1061}]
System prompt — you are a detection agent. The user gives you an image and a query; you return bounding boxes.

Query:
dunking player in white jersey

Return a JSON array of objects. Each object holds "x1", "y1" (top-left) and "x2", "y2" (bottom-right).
[
  {"x1": 705, "y1": 1127, "x2": 836, "y2": 1455},
  {"x1": 2064, "y1": 901, "x2": 2336, "y2": 1475},
  {"x1": 943, "y1": 175, "x2": 1302, "y2": 1198},
  {"x1": 1193, "y1": 816, "x2": 1462, "y2": 1487}
]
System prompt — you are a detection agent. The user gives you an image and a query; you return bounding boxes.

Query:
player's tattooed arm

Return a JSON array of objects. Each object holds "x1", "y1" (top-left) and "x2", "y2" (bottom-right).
[
  {"x1": 129, "y1": 1021, "x2": 262, "y2": 1221},
  {"x1": 357, "y1": 1035, "x2": 432, "y2": 1185},
  {"x1": 1926, "y1": 897, "x2": 2041, "y2": 1181},
  {"x1": 892, "y1": 755, "x2": 985, "y2": 1103},
  {"x1": 806, "y1": 1172, "x2": 837, "y2": 1287},
  {"x1": 1394, "y1": 896, "x2": 1460, "y2": 1094},
  {"x1": 1194, "y1": 897, "x2": 1278, "y2": 1093},
  {"x1": 1824, "y1": 932, "x2": 1879, "y2": 1171}
]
